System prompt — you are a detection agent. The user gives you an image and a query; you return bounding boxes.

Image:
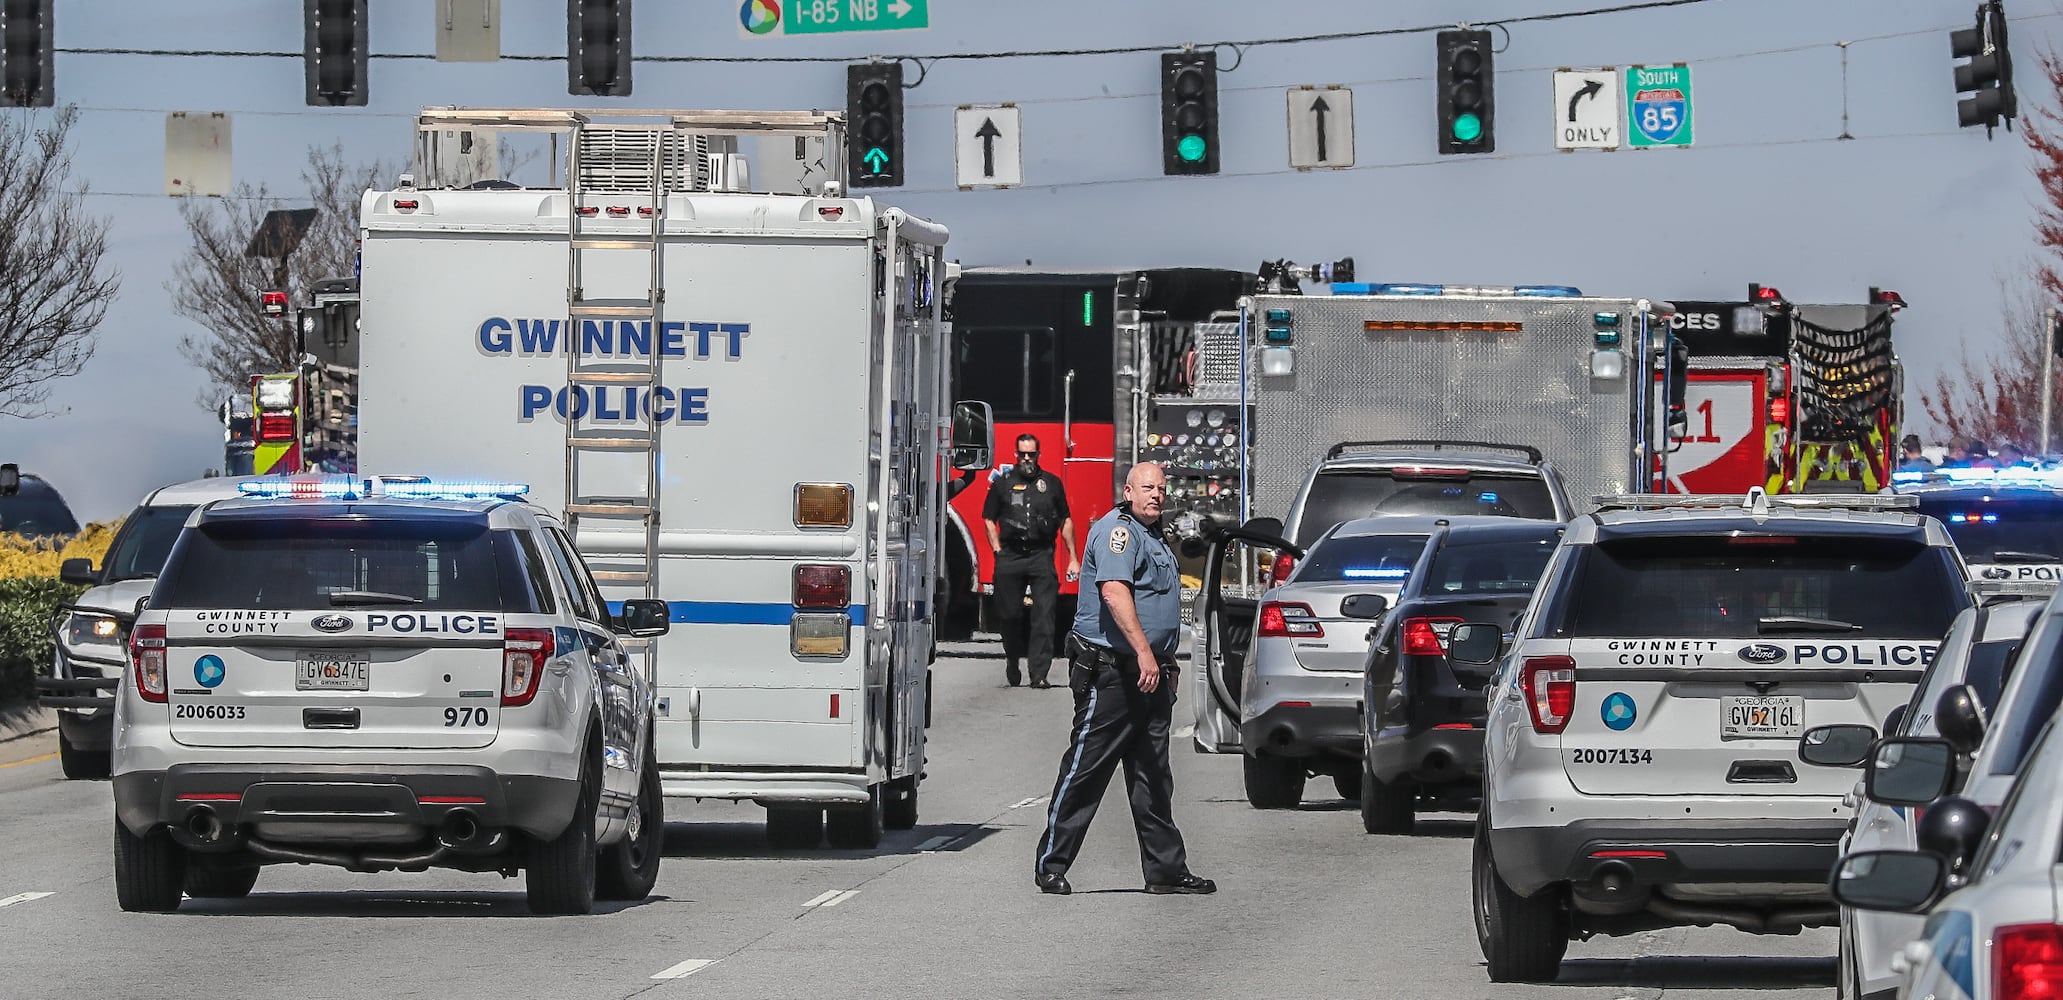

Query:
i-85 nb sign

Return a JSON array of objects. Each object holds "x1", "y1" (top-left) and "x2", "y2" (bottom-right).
[{"x1": 741, "y1": 0, "x2": 930, "y2": 38}]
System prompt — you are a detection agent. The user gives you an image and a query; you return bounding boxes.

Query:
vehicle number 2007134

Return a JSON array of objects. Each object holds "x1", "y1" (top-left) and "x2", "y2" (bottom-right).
[{"x1": 1571, "y1": 748, "x2": 1653, "y2": 765}]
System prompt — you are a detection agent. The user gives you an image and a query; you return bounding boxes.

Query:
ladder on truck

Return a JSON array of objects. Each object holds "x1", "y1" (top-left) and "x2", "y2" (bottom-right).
[{"x1": 412, "y1": 108, "x2": 851, "y2": 667}]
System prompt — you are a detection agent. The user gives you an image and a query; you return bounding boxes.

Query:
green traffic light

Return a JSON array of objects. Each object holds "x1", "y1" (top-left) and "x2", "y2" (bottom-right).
[
  {"x1": 1451, "y1": 113, "x2": 1483, "y2": 143},
  {"x1": 1177, "y1": 134, "x2": 1208, "y2": 163}
]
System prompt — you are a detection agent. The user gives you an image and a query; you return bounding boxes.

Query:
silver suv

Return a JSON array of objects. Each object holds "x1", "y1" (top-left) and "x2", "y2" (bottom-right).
[
  {"x1": 1282, "y1": 440, "x2": 1573, "y2": 550},
  {"x1": 1457, "y1": 489, "x2": 1967, "y2": 983},
  {"x1": 111, "y1": 475, "x2": 670, "y2": 915}
]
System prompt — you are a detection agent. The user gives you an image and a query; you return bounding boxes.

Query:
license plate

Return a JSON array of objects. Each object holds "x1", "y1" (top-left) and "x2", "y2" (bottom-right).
[
  {"x1": 296, "y1": 651, "x2": 371, "y2": 691},
  {"x1": 1721, "y1": 695, "x2": 1803, "y2": 740}
]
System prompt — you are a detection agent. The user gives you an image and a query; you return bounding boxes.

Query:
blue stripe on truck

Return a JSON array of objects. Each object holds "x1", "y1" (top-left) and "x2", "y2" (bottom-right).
[{"x1": 608, "y1": 601, "x2": 866, "y2": 626}]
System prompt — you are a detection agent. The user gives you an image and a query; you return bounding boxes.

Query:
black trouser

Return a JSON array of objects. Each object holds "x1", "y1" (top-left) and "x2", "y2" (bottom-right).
[
  {"x1": 993, "y1": 547, "x2": 1058, "y2": 683},
  {"x1": 1034, "y1": 637, "x2": 1188, "y2": 884}
]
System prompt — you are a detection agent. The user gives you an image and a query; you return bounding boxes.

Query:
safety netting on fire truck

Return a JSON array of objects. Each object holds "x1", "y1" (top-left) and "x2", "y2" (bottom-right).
[{"x1": 1791, "y1": 309, "x2": 1895, "y2": 446}]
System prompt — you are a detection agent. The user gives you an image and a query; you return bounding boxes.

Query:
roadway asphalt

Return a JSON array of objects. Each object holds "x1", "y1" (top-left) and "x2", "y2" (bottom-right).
[{"x1": 0, "y1": 640, "x2": 1835, "y2": 1000}]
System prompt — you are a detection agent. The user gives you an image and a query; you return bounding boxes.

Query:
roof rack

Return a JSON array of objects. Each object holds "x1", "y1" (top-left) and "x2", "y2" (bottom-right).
[
  {"x1": 1324, "y1": 439, "x2": 1544, "y2": 464},
  {"x1": 1591, "y1": 487, "x2": 1919, "y2": 515},
  {"x1": 1970, "y1": 579, "x2": 2059, "y2": 601}
]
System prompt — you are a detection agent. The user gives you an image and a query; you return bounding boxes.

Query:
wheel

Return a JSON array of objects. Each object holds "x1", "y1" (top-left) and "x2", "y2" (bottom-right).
[
  {"x1": 1473, "y1": 819, "x2": 1568, "y2": 983},
  {"x1": 1242, "y1": 753, "x2": 1306, "y2": 809},
  {"x1": 826, "y1": 784, "x2": 885, "y2": 849},
  {"x1": 596, "y1": 755, "x2": 662, "y2": 902},
  {"x1": 58, "y1": 729, "x2": 110, "y2": 781},
  {"x1": 1332, "y1": 769, "x2": 1361, "y2": 802},
  {"x1": 113, "y1": 820, "x2": 186, "y2": 913},
  {"x1": 766, "y1": 806, "x2": 825, "y2": 849},
  {"x1": 525, "y1": 745, "x2": 599, "y2": 916},
  {"x1": 182, "y1": 865, "x2": 258, "y2": 899},
  {"x1": 1360, "y1": 766, "x2": 1416, "y2": 835},
  {"x1": 884, "y1": 775, "x2": 919, "y2": 830}
]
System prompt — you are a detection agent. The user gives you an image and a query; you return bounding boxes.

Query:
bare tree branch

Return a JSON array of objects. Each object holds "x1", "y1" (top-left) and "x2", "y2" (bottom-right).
[{"x1": 0, "y1": 106, "x2": 121, "y2": 418}]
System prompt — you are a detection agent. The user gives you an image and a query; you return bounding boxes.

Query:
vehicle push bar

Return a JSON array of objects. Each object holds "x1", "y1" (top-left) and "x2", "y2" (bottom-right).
[
  {"x1": 1590, "y1": 487, "x2": 1919, "y2": 514},
  {"x1": 1322, "y1": 440, "x2": 1545, "y2": 464}
]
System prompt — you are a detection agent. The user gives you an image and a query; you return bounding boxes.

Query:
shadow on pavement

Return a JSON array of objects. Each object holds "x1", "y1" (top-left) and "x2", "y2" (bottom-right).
[
  {"x1": 660, "y1": 821, "x2": 1002, "y2": 860},
  {"x1": 175, "y1": 891, "x2": 671, "y2": 918},
  {"x1": 1552, "y1": 955, "x2": 1835, "y2": 990},
  {"x1": 1407, "y1": 817, "x2": 1476, "y2": 839}
]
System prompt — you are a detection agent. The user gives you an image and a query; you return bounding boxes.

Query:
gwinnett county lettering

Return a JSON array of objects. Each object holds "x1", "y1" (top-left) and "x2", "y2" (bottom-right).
[{"x1": 477, "y1": 317, "x2": 751, "y2": 426}]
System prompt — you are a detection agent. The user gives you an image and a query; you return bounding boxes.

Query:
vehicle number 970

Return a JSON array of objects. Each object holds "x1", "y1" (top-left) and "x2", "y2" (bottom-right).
[
  {"x1": 444, "y1": 707, "x2": 490, "y2": 728},
  {"x1": 174, "y1": 704, "x2": 247, "y2": 720},
  {"x1": 1571, "y1": 748, "x2": 1652, "y2": 765}
]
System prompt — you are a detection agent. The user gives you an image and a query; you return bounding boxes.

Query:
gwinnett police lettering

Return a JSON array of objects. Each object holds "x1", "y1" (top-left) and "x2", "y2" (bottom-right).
[
  {"x1": 1791, "y1": 643, "x2": 1937, "y2": 667},
  {"x1": 364, "y1": 613, "x2": 502, "y2": 636},
  {"x1": 1607, "y1": 639, "x2": 1718, "y2": 666},
  {"x1": 193, "y1": 610, "x2": 292, "y2": 635},
  {"x1": 1973, "y1": 563, "x2": 2063, "y2": 582},
  {"x1": 477, "y1": 317, "x2": 749, "y2": 426},
  {"x1": 1598, "y1": 639, "x2": 1936, "y2": 668}
]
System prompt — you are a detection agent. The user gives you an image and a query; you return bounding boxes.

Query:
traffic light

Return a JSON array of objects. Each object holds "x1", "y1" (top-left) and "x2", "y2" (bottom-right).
[
  {"x1": 304, "y1": 0, "x2": 367, "y2": 107},
  {"x1": 568, "y1": 0, "x2": 632, "y2": 97},
  {"x1": 847, "y1": 62, "x2": 904, "y2": 188},
  {"x1": 0, "y1": 0, "x2": 51, "y2": 108},
  {"x1": 1436, "y1": 29, "x2": 1495, "y2": 154},
  {"x1": 1951, "y1": 0, "x2": 2014, "y2": 133},
  {"x1": 1160, "y1": 50, "x2": 1219, "y2": 175}
]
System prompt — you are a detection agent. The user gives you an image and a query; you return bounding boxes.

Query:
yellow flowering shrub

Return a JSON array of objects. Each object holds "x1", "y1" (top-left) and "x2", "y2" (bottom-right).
[{"x1": 0, "y1": 521, "x2": 120, "y2": 580}]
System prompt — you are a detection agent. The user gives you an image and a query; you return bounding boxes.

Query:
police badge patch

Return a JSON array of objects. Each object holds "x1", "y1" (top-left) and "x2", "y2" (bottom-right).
[
  {"x1": 1109, "y1": 525, "x2": 1130, "y2": 553},
  {"x1": 1036, "y1": 479, "x2": 1047, "y2": 493}
]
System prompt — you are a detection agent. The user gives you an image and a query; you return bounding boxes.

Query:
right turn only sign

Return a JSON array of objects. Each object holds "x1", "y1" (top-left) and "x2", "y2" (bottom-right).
[{"x1": 1552, "y1": 70, "x2": 1620, "y2": 150}]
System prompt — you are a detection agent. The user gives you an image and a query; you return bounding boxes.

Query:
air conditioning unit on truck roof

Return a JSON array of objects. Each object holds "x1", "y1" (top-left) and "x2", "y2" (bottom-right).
[{"x1": 354, "y1": 107, "x2": 988, "y2": 849}]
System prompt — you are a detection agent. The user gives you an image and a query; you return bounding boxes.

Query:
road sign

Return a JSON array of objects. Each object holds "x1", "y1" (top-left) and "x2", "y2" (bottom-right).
[
  {"x1": 1286, "y1": 86, "x2": 1353, "y2": 169},
  {"x1": 1626, "y1": 64, "x2": 1693, "y2": 147},
  {"x1": 165, "y1": 111, "x2": 231, "y2": 197},
  {"x1": 434, "y1": 0, "x2": 500, "y2": 62},
  {"x1": 741, "y1": 0, "x2": 928, "y2": 38},
  {"x1": 954, "y1": 104, "x2": 1021, "y2": 189},
  {"x1": 1551, "y1": 70, "x2": 1619, "y2": 150}
]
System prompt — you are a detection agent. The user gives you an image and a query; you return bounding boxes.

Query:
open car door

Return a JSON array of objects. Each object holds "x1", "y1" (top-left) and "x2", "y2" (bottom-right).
[{"x1": 1191, "y1": 518, "x2": 1300, "y2": 753}]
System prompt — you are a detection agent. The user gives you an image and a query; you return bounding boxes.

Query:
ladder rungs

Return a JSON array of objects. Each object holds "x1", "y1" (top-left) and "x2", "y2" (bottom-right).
[
  {"x1": 567, "y1": 370, "x2": 658, "y2": 386},
  {"x1": 571, "y1": 238, "x2": 657, "y2": 251},
  {"x1": 589, "y1": 569, "x2": 652, "y2": 584},
  {"x1": 569, "y1": 435, "x2": 654, "y2": 451},
  {"x1": 569, "y1": 303, "x2": 655, "y2": 318},
  {"x1": 565, "y1": 502, "x2": 654, "y2": 517}
]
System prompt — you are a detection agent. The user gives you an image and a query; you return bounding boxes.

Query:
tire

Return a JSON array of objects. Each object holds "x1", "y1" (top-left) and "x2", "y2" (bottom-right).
[
  {"x1": 1332, "y1": 769, "x2": 1362, "y2": 802},
  {"x1": 826, "y1": 784, "x2": 886, "y2": 850},
  {"x1": 114, "y1": 820, "x2": 186, "y2": 913},
  {"x1": 183, "y1": 865, "x2": 258, "y2": 899},
  {"x1": 766, "y1": 806, "x2": 825, "y2": 849},
  {"x1": 884, "y1": 775, "x2": 919, "y2": 830},
  {"x1": 1473, "y1": 819, "x2": 1568, "y2": 983},
  {"x1": 1242, "y1": 753, "x2": 1306, "y2": 809},
  {"x1": 1360, "y1": 766, "x2": 1416, "y2": 835},
  {"x1": 59, "y1": 730, "x2": 110, "y2": 781},
  {"x1": 526, "y1": 744, "x2": 600, "y2": 916},
  {"x1": 596, "y1": 756, "x2": 662, "y2": 902}
]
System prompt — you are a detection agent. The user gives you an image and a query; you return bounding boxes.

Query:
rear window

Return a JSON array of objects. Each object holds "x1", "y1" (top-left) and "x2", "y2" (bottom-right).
[
  {"x1": 99, "y1": 505, "x2": 197, "y2": 582},
  {"x1": 1295, "y1": 471, "x2": 1553, "y2": 546},
  {"x1": 155, "y1": 518, "x2": 544, "y2": 613},
  {"x1": 1913, "y1": 497, "x2": 2063, "y2": 563},
  {"x1": 1421, "y1": 534, "x2": 1560, "y2": 596},
  {"x1": 1294, "y1": 534, "x2": 1429, "y2": 584},
  {"x1": 1548, "y1": 534, "x2": 1963, "y2": 639}
]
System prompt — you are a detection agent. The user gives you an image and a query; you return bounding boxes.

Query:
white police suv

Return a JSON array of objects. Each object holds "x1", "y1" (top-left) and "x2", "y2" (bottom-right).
[
  {"x1": 1455, "y1": 488, "x2": 1968, "y2": 983},
  {"x1": 111, "y1": 475, "x2": 670, "y2": 915}
]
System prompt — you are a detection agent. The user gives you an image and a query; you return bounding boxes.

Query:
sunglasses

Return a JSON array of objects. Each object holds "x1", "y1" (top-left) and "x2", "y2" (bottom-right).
[{"x1": 1017, "y1": 451, "x2": 1039, "y2": 458}]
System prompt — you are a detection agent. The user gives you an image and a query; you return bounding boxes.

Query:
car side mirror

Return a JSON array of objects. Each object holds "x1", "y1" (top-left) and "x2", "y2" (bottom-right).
[
  {"x1": 1829, "y1": 850, "x2": 1947, "y2": 914},
  {"x1": 1936, "y1": 684, "x2": 1988, "y2": 756},
  {"x1": 1340, "y1": 594, "x2": 1388, "y2": 620},
  {"x1": 615, "y1": 598, "x2": 671, "y2": 638},
  {"x1": 1864, "y1": 737, "x2": 1956, "y2": 807},
  {"x1": 1446, "y1": 622, "x2": 1501, "y2": 665},
  {"x1": 1798, "y1": 723, "x2": 1877, "y2": 768},
  {"x1": 950, "y1": 400, "x2": 994, "y2": 472},
  {"x1": 59, "y1": 558, "x2": 97, "y2": 586},
  {"x1": 1242, "y1": 516, "x2": 1284, "y2": 539},
  {"x1": 0, "y1": 463, "x2": 17, "y2": 496}
]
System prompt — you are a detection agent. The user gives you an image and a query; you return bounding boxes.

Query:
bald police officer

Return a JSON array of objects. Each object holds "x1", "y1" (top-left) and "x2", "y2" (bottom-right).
[{"x1": 1032, "y1": 462, "x2": 1215, "y2": 896}]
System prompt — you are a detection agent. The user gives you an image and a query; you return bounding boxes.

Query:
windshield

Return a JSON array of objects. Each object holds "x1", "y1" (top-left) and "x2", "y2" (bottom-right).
[
  {"x1": 1421, "y1": 533, "x2": 1561, "y2": 596},
  {"x1": 155, "y1": 518, "x2": 543, "y2": 613},
  {"x1": 99, "y1": 505, "x2": 198, "y2": 582},
  {"x1": 0, "y1": 486, "x2": 80, "y2": 536},
  {"x1": 1295, "y1": 471, "x2": 1555, "y2": 547},
  {"x1": 1294, "y1": 534, "x2": 1429, "y2": 584},
  {"x1": 1549, "y1": 534, "x2": 1964, "y2": 639},
  {"x1": 1914, "y1": 497, "x2": 2063, "y2": 563}
]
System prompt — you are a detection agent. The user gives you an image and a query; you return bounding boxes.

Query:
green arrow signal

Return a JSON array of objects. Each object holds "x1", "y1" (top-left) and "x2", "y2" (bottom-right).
[{"x1": 863, "y1": 146, "x2": 890, "y2": 173}]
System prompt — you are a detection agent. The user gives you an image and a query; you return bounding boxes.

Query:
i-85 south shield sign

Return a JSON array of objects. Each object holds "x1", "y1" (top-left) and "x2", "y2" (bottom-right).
[{"x1": 1626, "y1": 64, "x2": 1692, "y2": 147}]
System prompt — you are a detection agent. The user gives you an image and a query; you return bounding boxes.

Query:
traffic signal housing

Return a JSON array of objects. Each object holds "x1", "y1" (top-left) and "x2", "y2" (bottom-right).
[
  {"x1": 1436, "y1": 29, "x2": 1495, "y2": 154},
  {"x1": 304, "y1": 0, "x2": 367, "y2": 107},
  {"x1": 1160, "y1": 50, "x2": 1219, "y2": 175},
  {"x1": 847, "y1": 62, "x2": 904, "y2": 188},
  {"x1": 0, "y1": 0, "x2": 50, "y2": 108},
  {"x1": 568, "y1": 0, "x2": 632, "y2": 97},
  {"x1": 1951, "y1": 0, "x2": 2014, "y2": 132}
]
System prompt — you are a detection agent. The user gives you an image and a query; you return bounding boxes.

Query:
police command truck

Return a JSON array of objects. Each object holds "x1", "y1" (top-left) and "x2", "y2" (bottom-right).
[
  {"x1": 354, "y1": 108, "x2": 983, "y2": 849},
  {"x1": 111, "y1": 476, "x2": 669, "y2": 915}
]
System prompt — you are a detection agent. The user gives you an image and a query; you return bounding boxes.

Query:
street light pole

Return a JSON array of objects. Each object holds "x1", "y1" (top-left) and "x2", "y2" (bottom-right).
[{"x1": 2045, "y1": 307, "x2": 2058, "y2": 456}]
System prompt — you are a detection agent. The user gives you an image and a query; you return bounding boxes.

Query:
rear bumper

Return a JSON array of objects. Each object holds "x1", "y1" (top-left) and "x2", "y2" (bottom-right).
[
  {"x1": 114, "y1": 763, "x2": 580, "y2": 844},
  {"x1": 659, "y1": 769, "x2": 874, "y2": 805},
  {"x1": 1367, "y1": 726, "x2": 1483, "y2": 786},
  {"x1": 1241, "y1": 702, "x2": 1360, "y2": 759},
  {"x1": 1488, "y1": 818, "x2": 1848, "y2": 897}
]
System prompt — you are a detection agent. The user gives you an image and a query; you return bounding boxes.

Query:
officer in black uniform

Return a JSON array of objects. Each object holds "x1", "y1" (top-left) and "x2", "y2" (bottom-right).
[
  {"x1": 1032, "y1": 462, "x2": 1215, "y2": 896},
  {"x1": 983, "y1": 434, "x2": 1077, "y2": 688}
]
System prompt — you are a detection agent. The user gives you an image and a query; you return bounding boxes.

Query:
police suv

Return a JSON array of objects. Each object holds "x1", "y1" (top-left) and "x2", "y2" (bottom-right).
[
  {"x1": 111, "y1": 476, "x2": 669, "y2": 915},
  {"x1": 1894, "y1": 467, "x2": 2063, "y2": 584},
  {"x1": 1456, "y1": 488, "x2": 1968, "y2": 983}
]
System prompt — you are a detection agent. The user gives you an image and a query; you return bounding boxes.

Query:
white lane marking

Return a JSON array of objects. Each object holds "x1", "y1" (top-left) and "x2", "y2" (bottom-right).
[
  {"x1": 915, "y1": 835, "x2": 952, "y2": 852},
  {"x1": 1011, "y1": 796, "x2": 1048, "y2": 809},
  {"x1": 0, "y1": 892, "x2": 53, "y2": 908},
  {"x1": 801, "y1": 889, "x2": 842, "y2": 908},
  {"x1": 818, "y1": 890, "x2": 859, "y2": 908},
  {"x1": 650, "y1": 958, "x2": 716, "y2": 980}
]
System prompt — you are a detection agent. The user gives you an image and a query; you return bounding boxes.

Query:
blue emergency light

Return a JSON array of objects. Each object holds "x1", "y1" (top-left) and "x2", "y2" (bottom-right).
[
  {"x1": 1342, "y1": 567, "x2": 1411, "y2": 580},
  {"x1": 237, "y1": 475, "x2": 531, "y2": 501},
  {"x1": 1893, "y1": 468, "x2": 2063, "y2": 489}
]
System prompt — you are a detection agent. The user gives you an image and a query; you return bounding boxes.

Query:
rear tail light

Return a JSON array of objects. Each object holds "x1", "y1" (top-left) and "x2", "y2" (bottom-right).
[
  {"x1": 257, "y1": 412, "x2": 296, "y2": 441},
  {"x1": 1257, "y1": 601, "x2": 1323, "y2": 638},
  {"x1": 1401, "y1": 616, "x2": 1463, "y2": 656},
  {"x1": 1269, "y1": 554, "x2": 1296, "y2": 585},
  {"x1": 1767, "y1": 396, "x2": 1791, "y2": 426},
  {"x1": 794, "y1": 564, "x2": 851, "y2": 609},
  {"x1": 1994, "y1": 923, "x2": 2063, "y2": 1000},
  {"x1": 130, "y1": 624, "x2": 167, "y2": 704},
  {"x1": 502, "y1": 628, "x2": 553, "y2": 707},
  {"x1": 1521, "y1": 656, "x2": 1576, "y2": 734}
]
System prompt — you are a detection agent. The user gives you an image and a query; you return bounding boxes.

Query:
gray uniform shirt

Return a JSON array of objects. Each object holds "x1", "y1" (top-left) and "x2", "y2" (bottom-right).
[{"x1": 1071, "y1": 504, "x2": 1183, "y2": 656}]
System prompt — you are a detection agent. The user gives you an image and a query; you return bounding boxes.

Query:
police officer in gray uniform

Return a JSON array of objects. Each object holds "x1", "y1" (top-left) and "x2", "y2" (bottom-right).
[{"x1": 1032, "y1": 462, "x2": 1215, "y2": 896}]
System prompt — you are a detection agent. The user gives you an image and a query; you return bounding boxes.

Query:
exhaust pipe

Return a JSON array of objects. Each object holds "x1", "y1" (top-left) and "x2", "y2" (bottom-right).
[
  {"x1": 1590, "y1": 859, "x2": 1635, "y2": 896},
  {"x1": 1422, "y1": 750, "x2": 1453, "y2": 774},
  {"x1": 438, "y1": 809, "x2": 481, "y2": 849},
  {"x1": 185, "y1": 806, "x2": 224, "y2": 844}
]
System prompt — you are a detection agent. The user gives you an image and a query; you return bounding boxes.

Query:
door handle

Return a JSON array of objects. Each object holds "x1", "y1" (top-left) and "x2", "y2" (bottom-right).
[
  {"x1": 1062, "y1": 369, "x2": 1076, "y2": 457},
  {"x1": 689, "y1": 686, "x2": 702, "y2": 720}
]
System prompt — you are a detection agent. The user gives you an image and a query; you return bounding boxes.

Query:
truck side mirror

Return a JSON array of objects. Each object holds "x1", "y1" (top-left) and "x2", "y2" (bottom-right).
[
  {"x1": 950, "y1": 400, "x2": 994, "y2": 472},
  {"x1": 59, "y1": 558, "x2": 96, "y2": 586}
]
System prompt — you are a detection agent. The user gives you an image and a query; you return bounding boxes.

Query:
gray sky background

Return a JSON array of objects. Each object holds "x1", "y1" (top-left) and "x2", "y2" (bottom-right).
[{"x1": 0, "y1": 0, "x2": 2055, "y2": 521}]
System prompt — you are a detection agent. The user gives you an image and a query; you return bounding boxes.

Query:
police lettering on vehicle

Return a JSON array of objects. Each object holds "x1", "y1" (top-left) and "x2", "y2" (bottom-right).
[
  {"x1": 1974, "y1": 563, "x2": 2062, "y2": 582},
  {"x1": 364, "y1": 613, "x2": 502, "y2": 636},
  {"x1": 1791, "y1": 643, "x2": 1938, "y2": 667},
  {"x1": 195, "y1": 610, "x2": 292, "y2": 634},
  {"x1": 1607, "y1": 639, "x2": 1718, "y2": 666},
  {"x1": 478, "y1": 316, "x2": 748, "y2": 427}
]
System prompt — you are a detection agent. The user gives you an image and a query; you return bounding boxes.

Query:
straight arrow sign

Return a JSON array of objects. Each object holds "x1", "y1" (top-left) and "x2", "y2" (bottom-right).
[
  {"x1": 955, "y1": 104, "x2": 1022, "y2": 188},
  {"x1": 1287, "y1": 86, "x2": 1353, "y2": 169},
  {"x1": 976, "y1": 117, "x2": 1000, "y2": 177}
]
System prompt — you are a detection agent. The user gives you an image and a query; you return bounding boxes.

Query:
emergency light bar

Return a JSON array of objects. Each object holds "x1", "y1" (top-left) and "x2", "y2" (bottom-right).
[
  {"x1": 1892, "y1": 468, "x2": 2063, "y2": 489},
  {"x1": 1591, "y1": 488, "x2": 1919, "y2": 514},
  {"x1": 237, "y1": 475, "x2": 531, "y2": 501},
  {"x1": 237, "y1": 475, "x2": 367, "y2": 499},
  {"x1": 1329, "y1": 283, "x2": 1584, "y2": 298}
]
